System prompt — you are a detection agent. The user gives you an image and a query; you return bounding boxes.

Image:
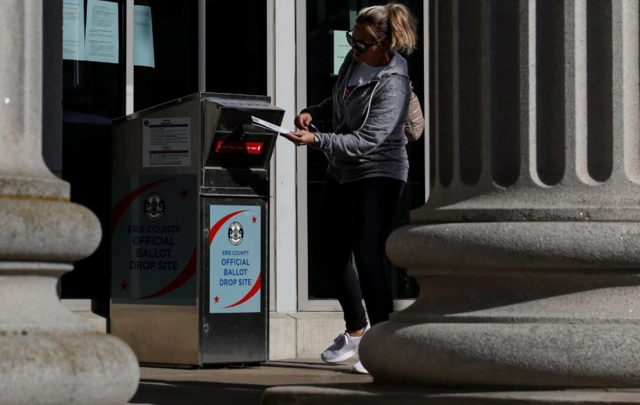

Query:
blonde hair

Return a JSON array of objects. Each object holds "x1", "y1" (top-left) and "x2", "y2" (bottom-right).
[{"x1": 355, "y1": 3, "x2": 418, "y2": 55}]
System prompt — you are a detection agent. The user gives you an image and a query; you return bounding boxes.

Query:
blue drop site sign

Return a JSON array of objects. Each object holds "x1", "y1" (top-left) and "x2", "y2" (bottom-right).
[
  {"x1": 111, "y1": 174, "x2": 197, "y2": 306},
  {"x1": 209, "y1": 205, "x2": 262, "y2": 314}
]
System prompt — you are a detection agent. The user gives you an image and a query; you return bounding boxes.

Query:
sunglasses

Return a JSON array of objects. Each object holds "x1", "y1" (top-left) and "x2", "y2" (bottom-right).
[{"x1": 346, "y1": 30, "x2": 379, "y2": 54}]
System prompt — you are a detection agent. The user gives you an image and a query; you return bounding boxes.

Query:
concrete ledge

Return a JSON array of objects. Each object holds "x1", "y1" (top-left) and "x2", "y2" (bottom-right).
[
  {"x1": 262, "y1": 385, "x2": 640, "y2": 405},
  {"x1": 269, "y1": 313, "x2": 297, "y2": 360},
  {"x1": 269, "y1": 312, "x2": 345, "y2": 360},
  {"x1": 64, "y1": 310, "x2": 342, "y2": 359}
]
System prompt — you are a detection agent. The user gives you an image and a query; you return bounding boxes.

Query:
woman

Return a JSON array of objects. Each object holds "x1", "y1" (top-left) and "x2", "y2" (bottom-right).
[{"x1": 281, "y1": 3, "x2": 417, "y2": 374}]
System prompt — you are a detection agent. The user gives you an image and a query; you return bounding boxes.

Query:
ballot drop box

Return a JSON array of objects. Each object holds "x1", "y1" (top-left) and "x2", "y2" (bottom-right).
[{"x1": 110, "y1": 93, "x2": 284, "y2": 366}]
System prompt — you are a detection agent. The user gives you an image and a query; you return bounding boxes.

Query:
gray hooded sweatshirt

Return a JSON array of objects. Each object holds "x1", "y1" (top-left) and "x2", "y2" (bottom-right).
[{"x1": 303, "y1": 50, "x2": 410, "y2": 184}]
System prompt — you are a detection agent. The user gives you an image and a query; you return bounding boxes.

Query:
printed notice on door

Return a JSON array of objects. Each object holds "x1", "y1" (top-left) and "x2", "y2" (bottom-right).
[
  {"x1": 142, "y1": 118, "x2": 191, "y2": 167},
  {"x1": 85, "y1": 0, "x2": 119, "y2": 64}
]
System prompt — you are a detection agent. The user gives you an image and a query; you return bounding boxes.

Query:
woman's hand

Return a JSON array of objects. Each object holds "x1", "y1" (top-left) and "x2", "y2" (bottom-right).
[
  {"x1": 294, "y1": 112, "x2": 312, "y2": 130},
  {"x1": 281, "y1": 130, "x2": 316, "y2": 147}
]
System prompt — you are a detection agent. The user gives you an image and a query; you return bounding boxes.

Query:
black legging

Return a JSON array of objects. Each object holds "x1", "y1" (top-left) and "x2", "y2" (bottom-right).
[{"x1": 319, "y1": 174, "x2": 405, "y2": 331}]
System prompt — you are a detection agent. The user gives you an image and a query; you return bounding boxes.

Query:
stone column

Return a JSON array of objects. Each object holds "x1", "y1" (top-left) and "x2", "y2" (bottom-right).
[
  {"x1": 0, "y1": 1, "x2": 139, "y2": 403},
  {"x1": 360, "y1": 0, "x2": 640, "y2": 388}
]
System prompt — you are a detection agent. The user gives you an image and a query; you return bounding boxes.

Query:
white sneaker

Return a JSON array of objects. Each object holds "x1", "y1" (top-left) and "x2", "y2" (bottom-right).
[
  {"x1": 351, "y1": 360, "x2": 369, "y2": 374},
  {"x1": 321, "y1": 325, "x2": 370, "y2": 364}
]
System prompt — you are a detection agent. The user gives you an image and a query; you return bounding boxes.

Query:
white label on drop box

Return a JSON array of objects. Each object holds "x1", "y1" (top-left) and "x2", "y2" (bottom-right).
[{"x1": 142, "y1": 117, "x2": 191, "y2": 167}]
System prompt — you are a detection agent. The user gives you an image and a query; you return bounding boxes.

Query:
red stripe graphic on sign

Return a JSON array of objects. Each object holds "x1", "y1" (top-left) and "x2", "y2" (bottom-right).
[
  {"x1": 224, "y1": 273, "x2": 262, "y2": 308},
  {"x1": 135, "y1": 249, "x2": 197, "y2": 300}
]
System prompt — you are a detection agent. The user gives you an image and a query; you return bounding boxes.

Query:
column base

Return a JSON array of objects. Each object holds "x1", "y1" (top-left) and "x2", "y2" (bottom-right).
[
  {"x1": 0, "y1": 331, "x2": 139, "y2": 404},
  {"x1": 372, "y1": 221, "x2": 640, "y2": 389},
  {"x1": 0, "y1": 269, "x2": 139, "y2": 404},
  {"x1": 359, "y1": 321, "x2": 640, "y2": 388}
]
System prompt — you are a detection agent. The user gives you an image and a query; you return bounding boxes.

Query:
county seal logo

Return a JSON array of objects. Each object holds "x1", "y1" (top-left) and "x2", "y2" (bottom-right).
[
  {"x1": 228, "y1": 221, "x2": 244, "y2": 246},
  {"x1": 144, "y1": 193, "x2": 165, "y2": 221}
]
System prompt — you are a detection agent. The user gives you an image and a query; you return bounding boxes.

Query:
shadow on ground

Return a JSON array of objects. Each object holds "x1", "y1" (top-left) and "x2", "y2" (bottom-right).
[
  {"x1": 132, "y1": 380, "x2": 265, "y2": 405},
  {"x1": 131, "y1": 359, "x2": 371, "y2": 405}
]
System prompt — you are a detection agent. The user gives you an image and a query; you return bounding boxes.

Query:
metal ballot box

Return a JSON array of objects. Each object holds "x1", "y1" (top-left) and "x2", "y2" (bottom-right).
[{"x1": 110, "y1": 93, "x2": 283, "y2": 367}]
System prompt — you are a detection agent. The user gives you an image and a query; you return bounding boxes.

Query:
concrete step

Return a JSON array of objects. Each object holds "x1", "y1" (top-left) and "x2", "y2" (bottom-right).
[{"x1": 70, "y1": 309, "x2": 347, "y2": 362}]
